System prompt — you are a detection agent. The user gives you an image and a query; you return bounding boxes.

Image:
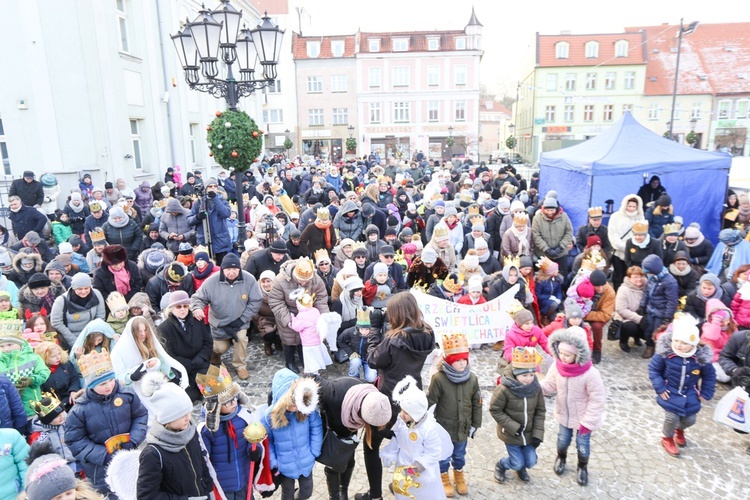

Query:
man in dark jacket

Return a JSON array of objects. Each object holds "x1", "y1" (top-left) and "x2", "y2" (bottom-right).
[
  {"x1": 360, "y1": 203, "x2": 387, "y2": 240},
  {"x1": 245, "y1": 239, "x2": 288, "y2": 279},
  {"x1": 10, "y1": 230, "x2": 55, "y2": 264},
  {"x1": 639, "y1": 254, "x2": 678, "y2": 359},
  {"x1": 179, "y1": 173, "x2": 197, "y2": 196},
  {"x1": 576, "y1": 206, "x2": 612, "y2": 255},
  {"x1": 9, "y1": 171, "x2": 44, "y2": 207},
  {"x1": 189, "y1": 179, "x2": 232, "y2": 265},
  {"x1": 719, "y1": 330, "x2": 750, "y2": 391},
  {"x1": 8, "y1": 196, "x2": 48, "y2": 241},
  {"x1": 364, "y1": 245, "x2": 405, "y2": 289},
  {"x1": 282, "y1": 169, "x2": 300, "y2": 197},
  {"x1": 636, "y1": 175, "x2": 667, "y2": 206}
]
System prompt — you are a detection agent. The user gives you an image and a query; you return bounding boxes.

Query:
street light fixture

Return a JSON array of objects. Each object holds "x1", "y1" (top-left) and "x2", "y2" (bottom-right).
[
  {"x1": 508, "y1": 123, "x2": 516, "y2": 164},
  {"x1": 668, "y1": 18, "x2": 699, "y2": 140},
  {"x1": 347, "y1": 125, "x2": 354, "y2": 138},
  {"x1": 447, "y1": 126, "x2": 454, "y2": 161}
]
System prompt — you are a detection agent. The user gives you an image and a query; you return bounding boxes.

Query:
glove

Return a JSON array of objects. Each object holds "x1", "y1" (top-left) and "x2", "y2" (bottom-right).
[
  {"x1": 636, "y1": 306, "x2": 646, "y2": 316},
  {"x1": 119, "y1": 442, "x2": 136, "y2": 451},
  {"x1": 731, "y1": 367, "x2": 750, "y2": 387},
  {"x1": 579, "y1": 425, "x2": 591, "y2": 435},
  {"x1": 690, "y1": 257, "x2": 697, "y2": 264},
  {"x1": 129, "y1": 363, "x2": 147, "y2": 382},
  {"x1": 531, "y1": 437, "x2": 542, "y2": 449},
  {"x1": 545, "y1": 248, "x2": 559, "y2": 259},
  {"x1": 207, "y1": 190, "x2": 216, "y2": 199},
  {"x1": 248, "y1": 443, "x2": 263, "y2": 462},
  {"x1": 370, "y1": 309, "x2": 385, "y2": 330},
  {"x1": 170, "y1": 368, "x2": 182, "y2": 386},
  {"x1": 515, "y1": 424, "x2": 525, "y2": 436},
  {"x1": 14, "y1": 377, "x2": 32, "y2": 389},
  {"x1": 468, "y1": 426, "x2": 477, "y2": 439},
  {"x1": 196, "y1": 211, "x2": 207, "y2": 222},
  {"x1": 227, "y1": 318, "x2": 245, "y2": 330}
]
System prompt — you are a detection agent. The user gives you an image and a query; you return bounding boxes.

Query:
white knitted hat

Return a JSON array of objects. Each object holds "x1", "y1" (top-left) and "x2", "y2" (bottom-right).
[
  {"x1": 393, "y1": 375, "x2": 428, "y2": 421},
  {"x1": 140, "y1": 372, "x2": 193, "y2": 425}
]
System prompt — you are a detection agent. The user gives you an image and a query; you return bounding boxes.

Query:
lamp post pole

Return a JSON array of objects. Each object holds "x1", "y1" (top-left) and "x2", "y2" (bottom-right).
[
  {"x1": 448, "y1": 126, "x2": 454, "y2": 162},
  {"x1": 509, "y1": 123, "x2": 515, "y2": 165},
  {"x1": 668, "y1": 19, "x2": 699, "y2": 140}
]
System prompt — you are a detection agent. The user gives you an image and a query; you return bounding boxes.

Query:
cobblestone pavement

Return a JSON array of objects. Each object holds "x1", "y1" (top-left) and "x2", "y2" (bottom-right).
[{"x1": 220, "y1": 334, "x2": 750, "y2": 499}]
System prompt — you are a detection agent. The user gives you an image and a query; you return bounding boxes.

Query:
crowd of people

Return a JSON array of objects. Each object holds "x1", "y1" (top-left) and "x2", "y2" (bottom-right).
[{"x1": 1, "y1": 156, "x2": 749, "y2": 500}]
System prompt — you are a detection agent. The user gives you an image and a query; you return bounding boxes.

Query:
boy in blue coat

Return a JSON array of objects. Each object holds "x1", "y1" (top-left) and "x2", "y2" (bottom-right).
[{"x1": 648, "y1": 316, "x2": 716, "y2": 457}]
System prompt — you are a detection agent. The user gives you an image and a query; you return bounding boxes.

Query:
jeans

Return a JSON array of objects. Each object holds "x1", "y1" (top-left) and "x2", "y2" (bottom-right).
[
  {"x1": 224, "y1": 486, "x2": 248, "y2": 500},
  {"x1": 499, "y1": 443, "x2": 538, "y2": 471},
  {"x1": 439, "y1": 440, "x2": 468, "y2": 473},
  {"x1": 556, "y1": 424, "x2": 591, "y2": 458},
  {"x1": 663, "y1": 411, "x2": 697, "y2": 438},
  {"x1": 348, "y1": 356, "x2": 377, "y2": 383},
  {"x1": 280, "y1": 473, "x2": 313, "y2": 500}
]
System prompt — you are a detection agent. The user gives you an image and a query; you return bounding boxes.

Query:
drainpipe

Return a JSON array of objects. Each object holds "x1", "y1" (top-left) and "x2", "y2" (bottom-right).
[{"x1": 156, "y1": 0, "x2": 177, "y2": 169}]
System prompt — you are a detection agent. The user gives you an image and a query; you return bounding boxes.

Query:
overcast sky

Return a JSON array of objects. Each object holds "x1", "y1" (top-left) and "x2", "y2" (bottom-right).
[{"x1": 289, "y1": 0, "x2": 742, "y2": 98}]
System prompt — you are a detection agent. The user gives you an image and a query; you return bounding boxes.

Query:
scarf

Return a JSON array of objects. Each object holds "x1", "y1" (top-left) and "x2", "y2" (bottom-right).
[
  {"x1": 341, "y1": 383, "x2": 378, "y2": 430},
  {"x1": 445, "y1": 218, "x2": 459, "y2": 230},
  {"x1": 194, "y1": 262, "x2": 215, "y2": 280},
  {"x1": 624, "y1": 209, "x2": 640, "y2": 220},
  {"x1": 146, "y1": 420, "x2": 196, "y2": 453},
  {"x1": 510, "y1": 225, "x2": 530, "y2": 256},
  {"x1": 112, "y1": 266, "x2": 132, "y2": 296},
  {"x1": 177, "y1": 253, "x2": 194, "y2": 267},
  {"x1": 478, "y1": 250, "x2": 490, "y2": 263},
  {"x1": 315, "y1": 219, "x2": 332, "y2": 248},
  {"x1": 338, "y1": 288, "x2": 362, "y2": 323},
  {"x1": 502, "y1": 371, "x2": 541, "y2": 398},
  {"x1": 69, "y1": 201, "x2": 84, "y2": 214},
  {"x1": 556, "y1": 359, "x2": 593, "y2": 377},
  {"x1": 442, "y1": 360, "x2": 471, "y2": 384},
  {"x1": 684, "y1": 231, "x2": 705, "y2": 248},
  {"x1": 633, "y1": 234, "x2": 651, "y2": 249},
  {"x1": 669, "y1": 263, "x2": 692, "y2": 277}
]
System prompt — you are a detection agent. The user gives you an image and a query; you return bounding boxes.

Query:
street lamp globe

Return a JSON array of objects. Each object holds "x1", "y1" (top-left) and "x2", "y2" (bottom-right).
[
  {"x1": 235, "y1": 27, "x2": 258, "y2": 81},
  {"x1": 251, "y1": 12, "x2": 285, "y2": 80},
  {"x1": 211, "y1": 0, "x2": 243, "y2": 63},
  {"x1": 188, "y1": 7, "x2": 223, "y2": 78},
  {"x1": 171, "y1": 22, "x2": 200, "y2": 83}
]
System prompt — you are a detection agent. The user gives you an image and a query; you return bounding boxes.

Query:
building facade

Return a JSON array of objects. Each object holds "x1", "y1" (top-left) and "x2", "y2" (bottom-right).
[{"x1": 478, "y1": 100, "x2": 511, "y2": 161}]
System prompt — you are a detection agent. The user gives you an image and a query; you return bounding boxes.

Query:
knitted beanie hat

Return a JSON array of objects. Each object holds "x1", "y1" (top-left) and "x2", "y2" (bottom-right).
[
  {"x1": 140, "y1": 372, "x2": 193, "y2": 425},
  {"x1": 70, "y1": 273, "x2": 92, "y2": 289},
  {"x1": 24, "y1": 442, "x2": 77, "y2": 500},
  {"x1": 373, "y1": 262, "x2": 389, "y2": 277},
  {"x1": 145, "y1": 250, "x2": 167, "y2": 270},
  {"x1": 513, "y1": 309, "x2": 534, "y2": 327},
  {"x1": 361, "y1": 391, "x2": 392, "y2": 427}
]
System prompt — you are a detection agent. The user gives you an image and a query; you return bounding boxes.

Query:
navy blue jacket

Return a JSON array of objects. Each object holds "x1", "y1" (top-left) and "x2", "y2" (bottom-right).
[
  {"x1": 641, "y1": 271, "x2": 679, "y2": 325},
  {"x1": 200, "y1": 408, "x2": 255, "y2": 493},
  {"x1": 189, "y1": 195, "x2": 232, "y2": 254},
  {"x1": 9, "y1": 204, "x2": 47, "y2": 240},
  {"x1": 42, "y1": 361, "x2": 81, "y2": 411},
  {"x1": 0, "y1": 374, "x2": 26, "y2": 433},
  {"x1": 645, "y1": 205, "x2": 675, "y2": 239}
]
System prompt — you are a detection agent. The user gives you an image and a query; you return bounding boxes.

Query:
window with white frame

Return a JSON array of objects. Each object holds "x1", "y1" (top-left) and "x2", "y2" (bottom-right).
[
  {"x1": 263, "y1": 80, "x2": 282, "y2": 94},
  {"x1": 369, "y1": 103, "x2": 381, "y2": 124},
  {"x1": 586, "y1": 73, "x2": 596, "y2": 90},
  {"x1": 428, "y1": 38, "x2": 439, "y2": 51},
  {"x1": 308, "y1": 109, "x2": 324, "y2": 126},
  {"x1": 306, "y1": 41, "x2": 320, "y2": 58},
  {"x1": 0, "y1": 118, "x2": 11, "y2": 175},
  {"x1": 624, "y1": 71, "x2": 635, "y2": 89},
  {"x1": 393, "y1": 38, "x2": 409, "y2": 51},
  {"x1": 331, "y1": 40, "x2": 345, "y2": 58},
  {"x1": 565, "y1": 73, "x2": 576, "y2": 91},
  {"x1": 545, "y1": 105, "x2": 556, "y2": 122},
  {"x1": 564, "y1": 105, "x2": 574, "y2": 122},
  {"x1": 691, "y1": 102, "x2": 702, "y2": 120},
  {"x1": 603, "y1": 104, "x2": 613, "y2": 121},
  {"x1": 116, "y1": 0, "x2": 130, "y2": 52},
  {"x1": 428, "y1": 101, "x2": 439, "y2": 122},
  {"x1": 130, "y1": 119, "x2": 143, "y2": 170},
  {"x1": 454, "y1": 65, "x2": 467, "y2": 86},
  {"x1": 455, "y1": 37, "x2": 466, "y2": 50},
  {"x1": 262, "y1": 109, "x2": 284, "y2": 123},
  {"x1": 622, "y1": 104, "x2": 633, "y2": 114},
  {"x1": 546, "y1": 73, "x2": 558, "y2": 91},
  {"x1": 556, "y1": 41, "x2": 569, "y2": 59},
  {"x1": 583, "y1": 105, "x2": 594, "y2": 121},
  {"x1": 719, "y1": 100, "x2": 731, "y2": 119},
  {"x1": 455, "y1": 101, "x2": 466, "y2": 121},
  {"x1": 605, "y1": 72, "x2": 616, "y2": 90},
  {"x1": 674, "y1": 103, "x2": 682, "y2": 121},
  {"x1": 368, "y1": 67, "x2": 381, "y2": 88},
  {"x1": 648, "y1": 104, "x2": 660, "y2": 121},
  {"x1": 585, "y1": 41, "x2": 599, "y2": 58},
  {"x1": 369, "y1": 39, "x2": 380, "y2": 52},
  {"x1": 189, "y1": 123, "x2": 198, "y2": 164},
  {"x1": 307, "y1": 76, "x2": 322, "y2": 93},
  {"x1": 332, "y1": 108, "x2": 348, "y2": 125},
  {"x1": 615, "y1": 40, "x2": 629, "y2": 57},
  {"x1": 737, "y1": 99, "x2": 749, "y2": 119},
  {"x1": 331, "y1": 75, "x2": 347, "y2": 92},
  {"x1": 393, "y1": 102, "x2": 410, "y2": 123},
  {"x1": 427, "y1": 66, "x2": 439, "y2": 86},
  {"x1": 392, "y1": 67, "x2": 409, "y2": 87}
]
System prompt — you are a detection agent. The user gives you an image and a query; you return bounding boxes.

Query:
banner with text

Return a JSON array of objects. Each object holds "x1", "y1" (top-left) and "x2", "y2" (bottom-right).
[{"x1": 411, "y1": 285, "x2": 519, "y2": 345}]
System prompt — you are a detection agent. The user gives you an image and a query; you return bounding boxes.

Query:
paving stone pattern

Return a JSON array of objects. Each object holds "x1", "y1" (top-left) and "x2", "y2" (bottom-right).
[{"x1": 216, "y1": 335, "x2": 750, "y2": 499}]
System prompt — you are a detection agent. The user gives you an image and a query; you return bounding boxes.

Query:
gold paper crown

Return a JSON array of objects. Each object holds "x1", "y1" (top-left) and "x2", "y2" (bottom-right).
[
  {"x1": 167, "y1": 262, "x2": 186, "y2": 283},
  {"x1": 512, "y1": 346, "x2": 537, "y2": 370},
  {"x1": 663, "y1": 223, "x2": 680, "y2": 235},
  {"x1": 194, "y1": 245, "x2": 209, "y2": 255},
  {"x1": 581, "y1": 250, "x2": 606, "y2": 271},
  {"x1": 78, "y1": 348, "x2": 113, "y2": 381},
  {"x1": 588, "y1": 206, "x2": 603, "y2": 218},
  {"x1": 393, "y1": 465, "x2": 421, "y2": 498},
  {"x1": 196, "y1": 364, "x2": 234, "y2": 398},
  {"x1": 89, "y1": 201, "x2": 103, "y2": 213},
  {"x1": 503, "y1": 255, "x2": 521, "y2": 268},
  {"x1": 469, "y1": 215, "x2": 485, "y2": 227},
  {"x1": 433, "y1": 225, "x2": 449, "y2": 240},
  {"x1": 467, "y1": 204, "x2": 481, "y2": 216},
  {"x1": 229, "y1": 201, "x2": 238, "y2": 213},
  {"x1": 411, "y1": 279, "x2": 429, "y2": 293},
  {"x1": 316, "y1": 207, "x2": 330, "y2": 221},
  {"x1": 513, "y1": 212, "x2": 529, "y2": 225},
  {"x1": 297, "y1": 292, "x2": 316, "y2": 308},
  {"x1": 506, "y1": 299, "x2": 526, "y2": 318},
  {"x1": 88, "y1": 228, "x2": 106, "y2": 243},
  {"x1": 294, "y1": 257, "x2": 315, "y2": 281},
  {"x1": 394, "y1": 249, "x2": 406, "y2": 268},
  {"x1": 357, "y1": 307, "x2": 372, "y2": 325},
  {"x1": 632, "y1": 220, "x2": 649, "y2": 234},
  {"x1": 30, "y1": 391, "x2": 62, "y2": 419},
  {"x1": 314, "y1": 248, "x2": 331, "y2": 264},
  {"x1": 352, "y1": 241, "x2": 367, "y2": 250},
  {"x1": 443, "y1": 333, "x2": 469, "y2": 357},
  {"x1": 442, "y1": 274, "x2": 463, "y2": 294},
  {"x1": 0, "y1": 319, "x2": 23, "y2": 342},
  {"x1": 460, "y1": 191, "x2": 473, "y2": 203}
]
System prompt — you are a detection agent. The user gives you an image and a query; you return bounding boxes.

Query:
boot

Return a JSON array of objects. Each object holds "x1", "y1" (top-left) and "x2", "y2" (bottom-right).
[
  {"x1": 296, "y1": 344, "x2": 305, "y2": 367},
  {"x1": 283, "y1": 345, "x2": 300, "y2": 374},
  {"x1": 493, "y1": 460, "x2": 507, "y2": 484},
  {"x1": 340, "y1": 463, "x2": 354, "y2": 500},
  {"x1": 453, "y1": 469, "x2": 468, "y2": 495},
  {"x1": 553, "y1": 450, "x2": 567, "y2": 476},
  {"x1": 516, "y1": 467, "x2": 530, "y2": 482},
  {"x1": 633, "y1": 337, "x2": 644, "y2": 346},
  {"x1": 441, "y1": 472, "x2": 455, "y2": 497},
  {"x1": 263, "y1": 341, "x2": 274, "y2": 356},
  {"x1": 661, "y1": 436, "x2": 680, "y2": 457},
  {"x1": 493, "y1": 341, "x2": 504, "y2": 351},
  {"x1": 641, "y1": 345, "x2": 655, "y2": 359},
  {"x1": 324, "y1": 468, "x2": 341, "y2": 500},
  {"x1": 274, "y1": 337, "x2": 284, "y2": 353},
  {"x1": 592, "y1": 351, "x2": 601, "y2": 364},
  {"x1": 576, "y1": 456, "x2": 588, "y2": 486},
  {"x1": 674, "y1": 429, "x2": 687, "y2": 447},
  {"x1": 619, "y1": 341, "x2": 630, "y2": 353}
]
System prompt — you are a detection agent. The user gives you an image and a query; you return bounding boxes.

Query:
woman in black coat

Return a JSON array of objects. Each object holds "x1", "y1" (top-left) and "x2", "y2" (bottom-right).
[
  {"x1": 157, "y1": 291, "x2": 213, "y2": 402},
  {"x1": 624, "y1": 228, "x2": 663, "y2": 269},
  {"x1": 92, "y1": 244, "x2": 144, "y2": 305}
]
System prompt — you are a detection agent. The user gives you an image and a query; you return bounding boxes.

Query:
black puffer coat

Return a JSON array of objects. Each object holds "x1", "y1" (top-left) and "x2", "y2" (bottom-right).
[
  {"x1": 102, "y1": 219, "x2": 144, "y2": 261},
  {"x1": 158, "y1": 314, "x2": 213, "y2": 400},
  {"x1": 367, "y1": 326, "x2": 435, "y2": 398}
]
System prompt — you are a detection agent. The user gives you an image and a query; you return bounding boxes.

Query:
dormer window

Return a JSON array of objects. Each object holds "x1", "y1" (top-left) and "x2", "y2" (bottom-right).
[
  {"x1": 331, "y1": 40, "x2": 344, "y2": 58},
  {"x1": 369, "y1": 38, "x2": 380, "y2": 52},
  {"x1": 556, "y1": 41, "x2": 569, "y2": 59},
  {"x1": 393, "y1": 38, "x2": 409, "y2": 51},
  {"x1": 585, "y1": 41, "x2": 599, "y2": 58},
  {"x1": 428, "y1": 38, "x2": 439, "y2": 51},
  {"x1": 455, "y1": 37, "x2": 466, "y2": 50},
  {"x1": 306, "y1": 41, "x2": 320, "y2": 58},
  {"x1": 615, "y1": 40, "x2": 629, "y2": 57}
]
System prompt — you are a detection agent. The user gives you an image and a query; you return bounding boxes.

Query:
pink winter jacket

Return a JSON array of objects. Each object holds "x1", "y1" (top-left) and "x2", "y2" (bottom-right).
[
  {"x1": 290, "y1": 306, "x2": 321, "y2": 347},
  {"x1": 731, "y1": 292, "x2": 750, "y2": 329},
  {"x1": 541, "y1": 329, "x2": 606, "y2": 431},
  {"x1": 503, "y1": 322, "x2": 550, "y2": 362},
  {"x1": 702, "y1": 298, "x2": 733, "y2": 363}
]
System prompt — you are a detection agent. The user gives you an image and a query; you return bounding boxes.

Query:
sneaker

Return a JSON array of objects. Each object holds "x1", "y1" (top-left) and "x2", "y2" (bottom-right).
[
  {"x1": 493, "y1": 461, "x2": 507, "y2": 484},
  {"x1": 661, "y1": 436, "x2": 680, "y2": 457}
]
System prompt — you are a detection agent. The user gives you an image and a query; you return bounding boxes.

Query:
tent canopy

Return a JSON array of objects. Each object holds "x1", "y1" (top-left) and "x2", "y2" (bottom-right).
[{"x1": 539, "y1": 112, "x2": 731, "y2": 243}]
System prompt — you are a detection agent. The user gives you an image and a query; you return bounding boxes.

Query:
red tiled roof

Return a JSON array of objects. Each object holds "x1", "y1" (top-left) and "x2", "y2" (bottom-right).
[
  {"x1": 358, "y1": 30, "x2": 468, "y2": 53},
  {"x1": 537, "y1": 32, "x2": 647, "y2": 67},
  {"x1": 625, "y1": 23, "x2": 750, "y2": 96},
  {"x1": 293, "y1": 33, "x2": 356, "y2": 60},
  {"x1": 480, "y1": 100, "x2": 511, "y2": 114}
]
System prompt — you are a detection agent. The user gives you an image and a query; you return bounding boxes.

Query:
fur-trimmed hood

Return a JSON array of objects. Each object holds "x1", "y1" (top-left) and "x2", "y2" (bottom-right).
[
  {"x1": 268, "y1": 368, "x2": 319, "y2": 429},
  {"x1": 12, "y1": 249, "x2": 43, "y2": 273},
  {"x1": 547, "y1": 328, "x2": 591, "y2": 365},
  {"x1": 656, "y1": 332, "x2": 713, "y2": 365},
  {"x1": 19, "y1": 280, "x2": 65, "y2": 304}
]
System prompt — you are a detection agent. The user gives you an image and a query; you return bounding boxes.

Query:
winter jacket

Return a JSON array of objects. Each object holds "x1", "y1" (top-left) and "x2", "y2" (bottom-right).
[
  {"x1": 337, "y1": 325, "x2": 370, "y2": 358},
  {"x1": 245, "y1": 248, "x2": 288, "y2": 280},
  {"x1": 200, "y1": 408, "x2": 256, "y2": 493},
  {"x1": 18, "y1": 281, "x2": 65, "y2": 319},
  {"x1": 486, "y1": 210, "x2": 509, "y2": 249},
  {"x1": 624, "y1": 237, "x2": 663, "y2": 268},
  {"x1": 159, "y1": 199, "x2": 196, "y2": 253},
  {"x1": 41, "y1": 360, "x2": 81, "y2": 410},
  {"x1": 367, "y1": 326, "x2": 436, "y2": 398},
  {"x1": 133, "y1": 182, "x2": 154, "y2": 215},
  {"x1": 503, "y1": 323, "x2": 550, "y2": 362},
  {"x1": 488, "y1": 275, "x2": 527, "y2": 303},
  {"x1": 670, "y1": 266, "x2": 699, "y2": 297},
  {"x1": 731, "y1": 292, "x2": 750, "y2": 328},
  {"x1": 531, "y1": 207, "x2": 574, "y2": 259},
  {"x1": 9, "y1": 178, "x2": 44, "y2": 207},
  {"x1": 64, "y1": 204, "x2": 90, "y2": 235},
  {"x1": 267, "y1": 260, "x2": 330, "y2": 346},
  {"x1": 541, "y1": 329, "x2": 606, "y2": 431},
  {"x1": 686, "y1": 239, "x2": 715, "y2": 267},
  {"x1": 65, "y1": 383, "x2": 148, "y2": 492},
  {"x1": 29, "y1": 418, "x2": 76, "y2": 463},
  {"x1": 0, "y1": 342, "x2": 50, "y2": 417},
  {"x1": 0, "y1": 374, "x2": 26, "y2": 433},
  {"x1": 585, "y1": 283, "x2": 615, "y2": 324},
  {"x1": 607, "y1": 195, "x2": 644, "y2": 260},
  {"x1": 501, "y1": 227, "x2": 534, "y2": 259},
  {"x1": 9, "y1": 204, "x2": 48, "y2": 241},
  {"x1": 719, "y1": 330, "x2": 750, "y2": 379},
  {"x1": 316, "y1": 376, "x2": 364, "y2": 439},
  {"x1": 50, "y1": 288, "x2": 107, "y2": 347},
  {"x1": 701, "y1": 298, "x2": 733, "y2": 363},
  {"x1": 490, "y1": 365, "x2": 545, "y2": 446},
  {"x1": 636, "y1": 175, "x2": 666, "y2": 206},
  {"x1": 427, "y1": 368, "x2": 482, "y2": 442},
  {"x1": 158, "y1": 314, "x2": 212, "y2": 396},
  {"x1": 644, "y1": 204, "x2": 674, "y2": 239},
  {"x1": 576, "y1": 223, "x2": 611, "y2": 253},
  {"x1": 51, "y1": 220, "x2": 74, "y2": 244},
  {"x1": 333, "y1": 201, "x2": 364, "y2": 241},
  {"x1": 190, "y1": 269, "x2": 263, "y2": 341},
  {"x1": 92, "y1": 260, "x2": 144, "y2": 304},
  {"x1": 535, "y1": 277, "x2": 563, "y2": 314},
  {"x1": 641, "y1": 269, "x2": 679, "y2": 327},
  {"x1": 189, "y1": 194, "x2": 233, "y2": 254},
  {"x1": 299, "y1": 222, "x2": 337, "y2": 257},
  {"x1": 406, "y1": 257, "x2": 449, "y2": 289},
  {"x1": 613, "y1": 276, "x2": 645, "y2": 324},
  {"x1": 648, "y1": 333, "x2": 716, "y2": 417},
  {"x1": 683, "y1": 287, "x2": 731, "y2": 323},
  {"x1": 364, "y1": 261, "x2": 405, "y2": 290},
  {"x1": 102, "y1": 218, "x2": 143, "y2": 262},
  {"x1": 0, "y1": 427, "x2": 28, "y2": 499}
]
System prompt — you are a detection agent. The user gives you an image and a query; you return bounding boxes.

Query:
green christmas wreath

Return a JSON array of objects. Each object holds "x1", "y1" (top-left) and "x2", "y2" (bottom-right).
[
  {"x1": 206, "y1": 110, "x2": 262, "y2": 172},
  {"x1": 346, "y1": 137, "x2": 357, "y2": 153}
]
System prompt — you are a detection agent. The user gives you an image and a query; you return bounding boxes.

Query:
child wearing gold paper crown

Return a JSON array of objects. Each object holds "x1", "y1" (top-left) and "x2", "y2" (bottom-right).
[
  {"x1": 290, "y1": 291, "x2": 332, "y2": 374},
  {"x1": 28, "y1": 391, "x2": 80, "y2": 474},
  {"x1": 427, "y1": 333, "x2": 482, "y2": 497},
  {"x1": 490, "y1": 347, "x2": 546, "y2": 485}
]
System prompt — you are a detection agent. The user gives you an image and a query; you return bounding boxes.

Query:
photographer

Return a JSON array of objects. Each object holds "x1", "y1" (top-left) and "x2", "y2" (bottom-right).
[{"x1": 188, "y1": 178, "x2": 232, "y2": 265}]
